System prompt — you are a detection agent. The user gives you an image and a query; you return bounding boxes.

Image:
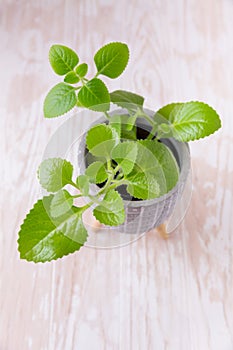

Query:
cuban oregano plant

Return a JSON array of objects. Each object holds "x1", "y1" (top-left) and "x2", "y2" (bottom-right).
[{"x1": 18, "y1": 42, "x2": 221, "y2": 263}]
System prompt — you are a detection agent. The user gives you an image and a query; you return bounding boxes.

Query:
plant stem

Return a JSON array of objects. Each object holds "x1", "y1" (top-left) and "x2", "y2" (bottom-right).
[
  {"x1": 80, "y1": 202, "x2": 93, "y2": 211},
  {"x1": 97, "y1": 174, "x2": 113, "y2": 195},
  {"x1": 107, "y1": 179, "x2": 128, "y2": 191},
  {"x1": 137, "y1": 109, "x2": 154, "y2": 127},
  {"x1": 69, "y1": 180, "x2": 79, "y2": 190},
  {"x1": 72, "y1": 194, "x2": 83, "y2": 198},
  {"x1": 104, "y1": 111, "x2": 111, "y2": 120},
  {"x1": 114, "y1": 164, "x2": 121, "y2": 174},
  {"x1": 88, "y1": 195, "x2": 102, "y2": 205},
  {"x1": 146, "y1": 123, "x2": 157, "y2": 140},
  {"x1": 80, "y1": 77, "x2": 86, "y2": 85},
  {"x1": 135, "y1": 108, "x2": 159, "y2": 140}
]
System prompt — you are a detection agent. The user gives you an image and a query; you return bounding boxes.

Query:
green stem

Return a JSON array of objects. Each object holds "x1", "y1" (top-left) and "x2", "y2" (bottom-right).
[
  {"x1": 135, "y1": 108, "x2": 159, "y2": 139},
  {"x1": 116, "y1": 172, "x2": 124, "y2": 180},
  {"x1": 146, "y1": 123, "x2": 158, "y2": 140},
  {"x1": 80, "y1": 77, "x2": 86, "y2": 85},
  {"x1": 107, "y1": 159, "x2": 115, "y2": 174},
  {"x1": 104, "y1": 111, "x2": 111, "y2": 120},
  {"x1": 88, "y1": 195, "x2": 102, "y2": 205},
  {"x1": 69, "y1": 180, "x2": 79, "y2": 190},
  {"x1": 107, "y1": 179, "x2": 128, "y2": 191},
  {"x1": 114, "y1": 164, "x2": 121, "y2": 174},
  {"x1": 74, "y1": 86, "x2": 82, "y2": 90},
  {"x1": 138, "y1": 109, "x2": 154, "y2": 127},
  {"x1": 72, "y1": 194, "x2": 83, "y2": 198},
  {"x1": 97, "y1": 174, "x2": 113, "y2": 195},
  {"x1": 110, "y1": 177, "x2": 124, "y2": 183},
  {"x1": 79, "y1": 202, "x2": 93, "y2": 211}
]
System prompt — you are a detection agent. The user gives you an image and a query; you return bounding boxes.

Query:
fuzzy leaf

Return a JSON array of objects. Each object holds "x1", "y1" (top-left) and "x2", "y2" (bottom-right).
[
  {"x1": 109, "y1": 115, "x2": 122, "y2": 138},
  {"x1": 110, "y1": 90, "x2": 144, "y2": 109},
  {"x1": 64, "y1": 71, "x2": 80, "y2": 84},
  {"x1": 50, "y1": 189, "x2": 73, "y2": 217},
  {"x1": 44, "y1": 83, "x2": 76, "y2": 118},
  {"x1": 49, "y1": 44, "x2": 79, "y2": 75},
  {"x1": 75, "y1": 63, "x2": 88, "y2": 77},
  {"x1": 125, "y1": 140, "x2": 179, "y2": 199},
  {"x1": 78, "y1": 78, "x2": 110, "y2": 111},
  {"x1": 156, "y1": 101, "x2": 221, "y2": 141},
  {"x1": 38, "y1": 158, "x2": 73, "y2": 192},
  {"x1": 93, "y1": 190, "x2": 125, "y2": 226},
  {"x1": 94, "y1": 42, "x2": 129, "y2": 79},
  {"x1": 109, "y1": 114, "x2": 137, "y2": 141},
  {"x1": 18, "y1": 195, "x2": 87, "y2": 263},
  {"x1": 126, "y1": 172, "x2": 160, "y2": 200},
  {"x1": 125, "y1": 115, "x2": 138, "y2": 131},
  {"x1": 111, "y1": 141, "x2": 138, "y2": 175},
  {"x1": 76, "y1": 175, "x2": 89, "y2": 196},
  {"x1": 86, "y1": 124, "x2": 119, "y2": 158},
  {"x1": 85, "y1": 161, "x2": 108, "y2": 184},
  {"x1": 138, "y1": 140, "x2": 179, "y2": 192}
]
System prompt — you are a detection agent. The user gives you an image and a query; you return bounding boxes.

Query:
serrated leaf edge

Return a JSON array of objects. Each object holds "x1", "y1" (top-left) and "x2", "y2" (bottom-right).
[
  {"x1": 157, "y1": 101, "x2": 222, "y2": 142},
  {"x1": 78, "y1": 78, "x2": 110, "y2": 108},
  {"x1": 17, "y1": 195, "x2": 87, "y2": 263},
  {"x1": 85, "y1": 161, "x2": 108, "y2": 184},
  {"x1": 49, "y1": 44, "x2": 79, "y2": 75},
  {"x1": 94, "y1": 42, "x2": 130, "y2": 78},
  {"x1": 43, "y1": 83, "x2": 77, "y2": 118},
  {"x1": 37, "y1": 158, "x2": 74, "y2": 192}
]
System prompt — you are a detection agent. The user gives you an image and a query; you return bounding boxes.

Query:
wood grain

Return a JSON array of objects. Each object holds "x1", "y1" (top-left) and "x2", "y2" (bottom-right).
[{"x1": 1, "y1": 0, "x2": 233, "y2": 349}]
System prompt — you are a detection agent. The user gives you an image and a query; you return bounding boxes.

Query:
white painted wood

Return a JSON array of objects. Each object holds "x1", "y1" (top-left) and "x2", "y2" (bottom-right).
[{"x1": 1, "y1": 0, "x2": 233, "y2": 349}]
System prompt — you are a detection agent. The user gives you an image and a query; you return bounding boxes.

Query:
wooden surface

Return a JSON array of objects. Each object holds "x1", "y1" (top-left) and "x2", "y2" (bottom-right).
[{"x1": 1, "y1": 0, "x2": 233, "y2": 349}]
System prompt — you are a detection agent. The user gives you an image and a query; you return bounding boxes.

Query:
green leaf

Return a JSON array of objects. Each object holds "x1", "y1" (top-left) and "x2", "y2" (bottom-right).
[
  {"x1": 109, "y1": 114, "x2": 137, "y2": 141},
  {"x1": 76, "y1": 175, "x2": 89, "y2": 196},
  {"x1": 38, "y1": 158, "x2": 73, "y2": 192},
  {"x1": 126, "y1": 115, "x2": 138, "y2": 131},
  {"x1": 50, "y1": 189, "x2": 73, "y2": 217},
  {"x1": 18, "y1": 195, "x2": 87, "y2": 263},
  {"x1": 111, "y1": 141, "x2": 138, "y2": 175},
  {"x1": 126, "y1": 172, "x2": 160, "y2": 200},
  {"x1": 86, "y1": 124, "x2": 119, "y2": 158},
  {"x1": 78, "y1": 78, "x2": 110, "y2": 112},
  {"x1": 64, "y1": 71, "x2": 80, "y2": 84},
  {"x1": 94, "y1": 42, "x2": 129, "y2": 79},
  {"x1": 156, "y1": 101, "x2": 221, "y2": 142},
  {"x1": 75, "y1": 63, "x2": 88, "y2": 77},
  {"x1": 138, "y1": 140, "x2": 179, "y2": 192},
  {"x1": 85, "y1": 161, "x2": 108, "y2": 184},
  {"x1": 108, "y1": 115, "x2": 122, "y2": 138},
  {"x1": 44, "y1": 83, "x2": 77, "y2": 118},
  {"x1": 49, "y1": 44, "x2": 79, "y2": 75},
  {"x1": 85, "y1": 152, "x2": 107, "y2": 168},
  {"x1": 125, "y1": 140, "x2": 179, "y2": 199},
  {"x1": 93, "y1": 189, "x2": 125, "y2": 226},
  {"x1": 110, "y1": 90, "x2": 144, "y2": 109}
]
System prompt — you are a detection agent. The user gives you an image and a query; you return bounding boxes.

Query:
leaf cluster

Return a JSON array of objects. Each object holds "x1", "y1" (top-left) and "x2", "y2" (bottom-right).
[
  {"x1": 44, "y1": 43, "x2": 129, "y2": 117},
  {"x1": 18, "y1": 42, "x2": 222, "y2": 263}
]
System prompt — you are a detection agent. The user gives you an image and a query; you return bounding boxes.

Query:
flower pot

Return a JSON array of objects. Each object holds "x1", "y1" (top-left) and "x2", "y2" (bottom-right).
[{"x1": 78, "y1": 109, "x2": 190, "y2": 234}]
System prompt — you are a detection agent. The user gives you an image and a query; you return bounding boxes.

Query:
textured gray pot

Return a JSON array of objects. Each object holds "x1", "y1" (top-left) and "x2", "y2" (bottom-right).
[{"x1": 78, "y1": 109, "x2": 190, "y2": 234}]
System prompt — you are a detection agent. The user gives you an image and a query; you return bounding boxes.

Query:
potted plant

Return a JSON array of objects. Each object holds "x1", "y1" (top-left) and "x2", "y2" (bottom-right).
[{"x1": 18, "y1": 42, "x2": 221, "y2": 263}]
